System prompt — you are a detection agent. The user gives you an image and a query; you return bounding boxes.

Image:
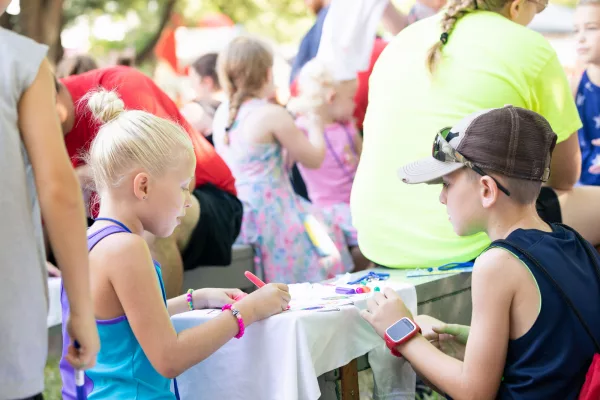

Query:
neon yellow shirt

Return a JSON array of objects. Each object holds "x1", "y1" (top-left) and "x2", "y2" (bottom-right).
[{"x1": 350, "y1": 11, "x2": 581, "y2": 268}]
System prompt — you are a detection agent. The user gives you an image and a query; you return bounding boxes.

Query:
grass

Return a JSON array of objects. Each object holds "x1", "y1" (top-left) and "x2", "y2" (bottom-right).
[{"x1": 44, "y1": 357, "x2": 63, "y2": 400}]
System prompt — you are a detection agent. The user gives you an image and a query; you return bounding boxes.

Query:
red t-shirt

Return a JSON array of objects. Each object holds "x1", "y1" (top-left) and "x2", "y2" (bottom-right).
[
  {"x1": 289, "y1": 38, "x2": 388, "y2": 132},
  {"x1": 61, "y1": 66, "x2": 236, "y2": 195}
]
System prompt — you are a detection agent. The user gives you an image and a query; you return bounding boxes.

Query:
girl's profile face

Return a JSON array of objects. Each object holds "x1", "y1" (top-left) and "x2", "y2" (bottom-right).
[{"x1": 141, "y1": 151, "x2": 196, "y2": 238}]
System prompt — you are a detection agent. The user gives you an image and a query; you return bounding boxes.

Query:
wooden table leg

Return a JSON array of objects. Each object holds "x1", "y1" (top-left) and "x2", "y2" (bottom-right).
[{"x1": 339, "y1": 358, "x2": 359, "y2": 400}]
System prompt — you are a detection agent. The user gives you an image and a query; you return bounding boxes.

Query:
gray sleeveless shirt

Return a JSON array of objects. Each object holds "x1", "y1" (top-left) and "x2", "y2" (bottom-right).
[{"x1": 0, "y1": 27, "x2": 49, "y2": 399}]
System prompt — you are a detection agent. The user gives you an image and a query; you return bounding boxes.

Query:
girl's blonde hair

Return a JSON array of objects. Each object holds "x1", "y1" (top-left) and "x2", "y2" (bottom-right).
[
  {"x1": 217, "y1": 36, "x2": 273, "y2": 143},
  {"x1": 427, "y1": 0, "x2": 511, "y2": 73},
  {"x1": 85, "y1": 89, "x2": 195, "y2": 194},
  {"x1": 287, "y1": 58, "x2": 337, "y2": 115}
]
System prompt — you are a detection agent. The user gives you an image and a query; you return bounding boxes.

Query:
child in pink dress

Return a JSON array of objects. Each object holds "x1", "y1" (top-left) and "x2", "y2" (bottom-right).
[{"x1": 290, "y1": 59, "x2": 370, "y2": 270}]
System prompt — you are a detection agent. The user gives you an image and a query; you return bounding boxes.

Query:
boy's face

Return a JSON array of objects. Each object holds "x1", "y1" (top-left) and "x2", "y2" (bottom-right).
[
  {"x1": 575, "y1": 5, "x2": 600, "y2": 65},
  {"x1": 439, "y1": 169, "x2": 485, "y2": 236}
]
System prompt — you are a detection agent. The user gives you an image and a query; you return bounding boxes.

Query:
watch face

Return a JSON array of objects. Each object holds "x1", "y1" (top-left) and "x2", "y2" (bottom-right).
[{"x1": 386, "y1": 318, "x2": 416, "y2": 342}]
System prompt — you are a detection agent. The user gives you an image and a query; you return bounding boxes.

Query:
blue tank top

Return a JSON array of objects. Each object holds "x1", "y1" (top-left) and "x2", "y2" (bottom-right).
[
  {"x1": 576, "y1": 71, "x2": 600, "y2": 186},
  {"x1": 491, "y1": 224, "x2": 600, "y2": 399},
  {"x1": 60, "y1": 224, "x2": 175, "y2": 399}
]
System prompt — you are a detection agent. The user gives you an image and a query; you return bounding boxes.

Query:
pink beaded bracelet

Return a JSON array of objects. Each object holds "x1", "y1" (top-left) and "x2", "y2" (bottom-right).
[
  {"x1": 186, "y1": 289, "x2": 194, "y2": 311},
  {"x1": 222, "y1": 304, "x2": 245, "y2": 339}
]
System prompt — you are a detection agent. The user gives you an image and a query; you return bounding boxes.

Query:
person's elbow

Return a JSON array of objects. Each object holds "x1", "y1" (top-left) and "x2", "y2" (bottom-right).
[
  {"x1": 458, "y1": 381, "x2": 499, "y2": 400},
  {"x1": 152, "y1": 351, "x2": 184, "y2": 379}
]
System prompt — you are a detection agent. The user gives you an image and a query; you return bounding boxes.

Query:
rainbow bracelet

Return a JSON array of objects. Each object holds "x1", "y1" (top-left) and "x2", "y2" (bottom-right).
[
  {"x1": 186, "y1": 289, "x2": 194, "y2": 311},
  {"x1": 222, "y1": 304, "x2": 245, "y2": 339}
]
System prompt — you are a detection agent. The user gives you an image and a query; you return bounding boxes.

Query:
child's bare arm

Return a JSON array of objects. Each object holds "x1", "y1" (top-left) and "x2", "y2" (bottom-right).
[
  {"x1": 270, "y1": 106, "x2": 326, "y2": 169},
  {"x1": 106, "y1": 235, "x2": 289, "y2": 378},
  {"x1": 397, "y1": 249, "x2": 514, "y2": 399},
  {"x1": 18, "y1": 58, "x2": 98, "y2": 366}
]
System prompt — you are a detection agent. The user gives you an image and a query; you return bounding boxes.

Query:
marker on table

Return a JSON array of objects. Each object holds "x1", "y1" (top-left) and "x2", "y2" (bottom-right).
[{"x1": 244, "y1": 271, "x2": 266, "y2": 288}]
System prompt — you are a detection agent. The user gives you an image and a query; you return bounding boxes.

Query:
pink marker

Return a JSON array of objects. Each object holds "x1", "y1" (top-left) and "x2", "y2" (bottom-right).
[
  {"x1": 244, "y1": 271, "x2": 266, "y2": 288},
  {"x1": 244, "y1": 271, "x2": 290, "y2": 310}
]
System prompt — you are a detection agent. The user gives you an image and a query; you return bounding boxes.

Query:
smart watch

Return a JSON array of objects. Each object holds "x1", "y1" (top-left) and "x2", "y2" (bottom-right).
[{"x1": 384, "y1": 317, "x2": 421, "y2": 357}]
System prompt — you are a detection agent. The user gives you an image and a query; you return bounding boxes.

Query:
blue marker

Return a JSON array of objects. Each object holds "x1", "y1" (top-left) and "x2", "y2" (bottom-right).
[{"x1": 74, "y1": 340, "x2": 86, "y2": 400}]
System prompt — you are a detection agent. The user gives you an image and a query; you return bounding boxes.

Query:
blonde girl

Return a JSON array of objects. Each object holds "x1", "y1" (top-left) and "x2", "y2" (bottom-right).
[
  {"x1": 213, "y1": 36, "x2": 355, "y2": 283},
  {"x1": 290, "y1": 58, "x2": 370, "y2": 270},
  {"x1": 59, "y1": 89, "x2": 290, "y2": 399}
]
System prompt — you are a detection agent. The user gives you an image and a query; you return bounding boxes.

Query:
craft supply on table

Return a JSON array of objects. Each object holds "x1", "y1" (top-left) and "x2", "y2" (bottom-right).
[
  {"x1": 406, "y1": 261, "x2": 474, "y2": 278},
  {"x1": 347, "y1": 271, "x2": 390, "y2": 285}
]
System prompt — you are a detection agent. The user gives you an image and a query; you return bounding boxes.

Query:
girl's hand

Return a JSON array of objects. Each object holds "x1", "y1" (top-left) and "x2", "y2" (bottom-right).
[
  {"x1": 194, "y1": 288, "x2": 246, "y2": 309},
  {"x1": 234, "y1": 283, "x2": 291, "y2": 325}
]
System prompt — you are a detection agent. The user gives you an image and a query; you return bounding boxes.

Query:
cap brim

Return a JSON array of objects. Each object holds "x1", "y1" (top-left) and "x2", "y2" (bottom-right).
[{"x1": 398, "y1": 157, "x2": 464, "y2": 185}]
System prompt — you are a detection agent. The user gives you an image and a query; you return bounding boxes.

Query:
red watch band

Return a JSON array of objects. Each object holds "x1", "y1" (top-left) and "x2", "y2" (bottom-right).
[{"x1": 384, "y1": 318, "x2": 421, "y2": 358}]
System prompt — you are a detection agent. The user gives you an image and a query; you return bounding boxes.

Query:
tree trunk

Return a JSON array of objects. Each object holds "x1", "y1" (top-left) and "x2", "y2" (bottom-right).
[
  {"x1": 135, "y1": 0, "x2": 177, "y2": 65},
  {"x1": 18, "y1": 0, "x2": 64, "y2": 63}
]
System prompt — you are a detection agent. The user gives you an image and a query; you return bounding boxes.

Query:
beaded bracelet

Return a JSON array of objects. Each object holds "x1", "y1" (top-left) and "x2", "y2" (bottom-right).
[
  {"x1": 186, "y1": 289, "x2": 194, "y2": 311},
  {"x1": 222, "y1": 304, "x2": 245, "y2": 339}
]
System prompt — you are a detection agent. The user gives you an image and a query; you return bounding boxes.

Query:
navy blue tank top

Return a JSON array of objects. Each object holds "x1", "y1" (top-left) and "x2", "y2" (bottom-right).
[{"x1": 491, "y1": 224, "x2": 600, "y2": 399}]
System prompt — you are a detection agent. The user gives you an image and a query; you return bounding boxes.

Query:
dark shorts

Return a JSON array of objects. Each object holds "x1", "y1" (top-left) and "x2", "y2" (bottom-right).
[
  {"x1": 536, "y1": 186, "x2": 562, "y2": 224},
  {"x1": 182, "y1": 184, "x2": 243, "y2": 270}
]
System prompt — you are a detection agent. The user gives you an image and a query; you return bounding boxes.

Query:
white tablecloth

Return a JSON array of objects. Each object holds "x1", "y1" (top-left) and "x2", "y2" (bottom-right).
[
  {"x1": 171, "y1": 281, "x2": 417, "y2": 400},
  {"x1": 47, "y1": 277, "x2": 62, "y2": 328}
]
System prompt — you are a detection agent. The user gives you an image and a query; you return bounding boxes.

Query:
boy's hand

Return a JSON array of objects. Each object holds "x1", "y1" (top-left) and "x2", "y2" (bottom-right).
[
  {"x1": 65, "y1": 312, "x2": 100, "y2": 370},
  {"x1": 360, "y1": 288, "x2": 413, "y2": 339}
]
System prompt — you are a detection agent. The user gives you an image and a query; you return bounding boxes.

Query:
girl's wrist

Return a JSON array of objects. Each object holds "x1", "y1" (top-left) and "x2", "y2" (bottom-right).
[{"x1": 189, "y1": 288, "x2": 207, "y2": 310}]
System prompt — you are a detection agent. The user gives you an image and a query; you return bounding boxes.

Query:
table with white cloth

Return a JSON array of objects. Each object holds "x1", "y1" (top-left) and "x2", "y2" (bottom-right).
[{"x1": 170, "y1": 280, "x2": 418, "y2": 400}]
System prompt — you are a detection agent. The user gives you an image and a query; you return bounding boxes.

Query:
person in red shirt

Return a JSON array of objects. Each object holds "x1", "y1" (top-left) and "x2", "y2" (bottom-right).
[{"x1": 53, "y1": 66, "x2": 242, "y2": 298}]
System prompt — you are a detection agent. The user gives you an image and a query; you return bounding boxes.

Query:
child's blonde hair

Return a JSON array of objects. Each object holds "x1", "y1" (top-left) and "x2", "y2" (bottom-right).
[
  {"x1": 427, "y1": 0, "x2": 514, "y2": 74},
  {"x1": 217, "y1": 36, "x2": 273, "y2": 142},
  {"x1": 287, "y1": 58, "x2": 337, "y2": 115},
  {"x1": 85, "y1": 89, "x2": 195, "y2": 194}
]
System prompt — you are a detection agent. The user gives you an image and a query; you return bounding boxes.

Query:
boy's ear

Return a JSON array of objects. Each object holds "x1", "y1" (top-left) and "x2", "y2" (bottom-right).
[{"x1": 479, "y1": 176, "x2": 500, "y2": 208}]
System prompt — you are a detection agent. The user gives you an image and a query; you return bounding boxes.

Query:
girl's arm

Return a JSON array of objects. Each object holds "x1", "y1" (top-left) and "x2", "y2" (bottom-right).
[
  {"x1": 269, "y1": 105, "x2": 326, "y2": 169},
  {"x1": 103, "y1": 234, "x2": 289, "y2": 378}
]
